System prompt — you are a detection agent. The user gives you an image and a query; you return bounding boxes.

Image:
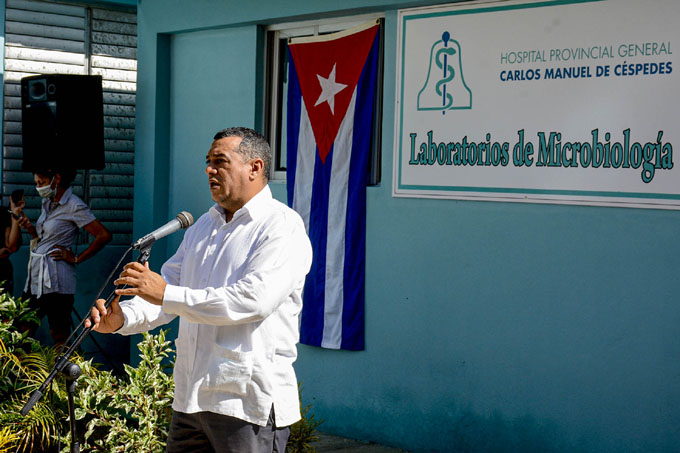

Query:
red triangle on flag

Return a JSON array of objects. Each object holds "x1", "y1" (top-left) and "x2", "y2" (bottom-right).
[{"x1": 289, "y1": 23, "x2": 379, "y2": 164}]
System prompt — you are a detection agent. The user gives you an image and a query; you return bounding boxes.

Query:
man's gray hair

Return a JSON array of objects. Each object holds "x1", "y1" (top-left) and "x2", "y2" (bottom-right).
[{"x1": 213, "y1": 127, "x2": 271, "y2": 181}]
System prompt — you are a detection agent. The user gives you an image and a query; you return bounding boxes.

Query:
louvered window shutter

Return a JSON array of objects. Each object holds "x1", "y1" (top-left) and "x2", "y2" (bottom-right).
[{"x1": 3, "y1": 0, "x2": 137, "y2": 245}]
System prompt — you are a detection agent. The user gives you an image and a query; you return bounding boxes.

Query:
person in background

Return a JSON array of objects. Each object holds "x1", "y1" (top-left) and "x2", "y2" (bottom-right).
[
  {"x1": 0, "y1": 190, "x2": 25, "y2": 294},
  {"x1": 19, "y1": 167, "x2": 112, "y2": 346},
  {"x1": 86, "y1": 127, "x2": 313, "y2": 452}
]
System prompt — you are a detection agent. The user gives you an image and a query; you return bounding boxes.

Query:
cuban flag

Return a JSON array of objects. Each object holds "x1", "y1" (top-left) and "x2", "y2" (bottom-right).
[{"x1": 287, "y1": 21, "x2": 380, "y2": 350}]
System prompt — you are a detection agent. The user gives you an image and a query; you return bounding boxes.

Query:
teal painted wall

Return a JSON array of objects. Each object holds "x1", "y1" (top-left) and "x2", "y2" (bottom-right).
[
  {"x1": 166, "y1": 26, "x2": 260, "y2": 252},
  {"x1": 132, "y1": 1, "x2": 680, "y2": 451}
]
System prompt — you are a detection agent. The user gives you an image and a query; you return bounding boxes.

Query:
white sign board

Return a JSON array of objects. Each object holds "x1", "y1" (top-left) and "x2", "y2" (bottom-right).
[{"x1": 394, "y1": 0, "x2": 679, "y2": 209}]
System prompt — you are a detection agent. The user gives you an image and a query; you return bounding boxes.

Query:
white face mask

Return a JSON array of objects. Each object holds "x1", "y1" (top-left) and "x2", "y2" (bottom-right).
[{"x1": 36, "y1": 177, "x2": 56, "y2": 199}]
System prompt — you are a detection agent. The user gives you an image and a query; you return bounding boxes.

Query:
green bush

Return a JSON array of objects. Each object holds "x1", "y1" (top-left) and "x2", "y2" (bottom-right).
[
  {"x1": 0, "y1": 292, "x2": 323, "y2": 452},
  {"x1": 0, "y1": 293, "x2": 60, "y2": 452},
  {"x1": 0, "y1": 292, "x2": 175, "y2": 453},
  {"x1": 287, "y1": 384, "x2": 324, "y2": 453},
  {"x1": 0, "y1": 426, "x2": 19, "y2": 452},
  {"x1": 71, "y1": 330, "x2": 175, "y2": 452}
]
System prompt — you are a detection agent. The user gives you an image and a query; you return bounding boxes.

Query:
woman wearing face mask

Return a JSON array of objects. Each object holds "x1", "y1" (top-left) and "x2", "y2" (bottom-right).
[{"x1": 18, "y1": 168, "x2": 112, "y2": 347}]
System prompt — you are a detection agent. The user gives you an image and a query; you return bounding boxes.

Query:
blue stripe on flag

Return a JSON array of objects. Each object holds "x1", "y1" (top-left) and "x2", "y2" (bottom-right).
[
  {"x1": 286, "y1": 51, "x2": 301, "y2": 204},
  {"x1": 341, "y1": 32, "x2": 379, "y2": 350}
]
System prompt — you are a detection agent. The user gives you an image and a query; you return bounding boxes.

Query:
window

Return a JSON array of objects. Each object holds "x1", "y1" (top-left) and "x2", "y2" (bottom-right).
[{"x1": 263, "y1": 15, "x2": 384, "y2": 185}]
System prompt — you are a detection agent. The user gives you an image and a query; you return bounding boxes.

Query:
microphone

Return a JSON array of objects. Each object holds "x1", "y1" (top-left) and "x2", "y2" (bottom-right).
[{"x1": 132, "y1": 211, "x2": 194, "y2": 250}]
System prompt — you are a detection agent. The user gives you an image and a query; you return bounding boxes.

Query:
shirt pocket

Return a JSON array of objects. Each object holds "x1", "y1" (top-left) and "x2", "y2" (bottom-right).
[{"x1": 204, "y1": 344, "x2": 253, "y2": 396}]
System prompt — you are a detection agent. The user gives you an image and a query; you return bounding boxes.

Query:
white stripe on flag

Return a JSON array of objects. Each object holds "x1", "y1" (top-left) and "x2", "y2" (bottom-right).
[
  {"x1": 321, "y1": 88, "x2": 357, "y2": 349},
  {"x1": 292, "y1": 101, "x2": 316, "y2": 231}
]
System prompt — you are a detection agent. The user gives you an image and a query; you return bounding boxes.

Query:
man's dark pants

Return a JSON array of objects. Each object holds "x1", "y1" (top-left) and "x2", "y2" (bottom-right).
[{"x1": 166, "y1": 407, "x2": 290, "y2": 453}]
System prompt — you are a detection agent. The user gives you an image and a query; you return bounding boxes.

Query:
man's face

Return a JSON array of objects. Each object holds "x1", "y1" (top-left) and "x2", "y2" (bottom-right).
[{"x1": 205, "y1": 136, "x2": 252, "y2": 214}]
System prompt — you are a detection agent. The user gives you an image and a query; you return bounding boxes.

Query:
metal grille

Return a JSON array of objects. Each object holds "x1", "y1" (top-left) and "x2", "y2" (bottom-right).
[{"x1": 3, "y1": 0, "x2": 137, "y2": 245}]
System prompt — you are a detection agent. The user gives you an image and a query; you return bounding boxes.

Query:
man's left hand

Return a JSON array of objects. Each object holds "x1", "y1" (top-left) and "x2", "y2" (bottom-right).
[{"x1": 114, "y1": 261, "x2": 167, "y2": 306}]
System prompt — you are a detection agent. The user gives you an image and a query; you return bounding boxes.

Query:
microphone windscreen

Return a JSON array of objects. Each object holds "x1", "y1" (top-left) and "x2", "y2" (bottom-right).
[{"x1": 177, "y1": 211, "x2": 194, "y2": 229}]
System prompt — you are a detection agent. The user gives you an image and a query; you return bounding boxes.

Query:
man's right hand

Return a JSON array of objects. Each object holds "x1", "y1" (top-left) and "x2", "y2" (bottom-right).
[{"x1": 85, "y1": 296, "x2": 125, "y2": 333}]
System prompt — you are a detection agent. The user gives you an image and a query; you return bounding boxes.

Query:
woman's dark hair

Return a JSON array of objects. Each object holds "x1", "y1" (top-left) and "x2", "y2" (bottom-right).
[{"x1": 34, "y1": 167, "x2": 77, "y2": 188}]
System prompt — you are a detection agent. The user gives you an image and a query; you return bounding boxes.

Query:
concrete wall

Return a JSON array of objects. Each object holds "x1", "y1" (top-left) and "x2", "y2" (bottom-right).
[{"x1": 131, "y1": 1, "x2": 680, "y2": 451}]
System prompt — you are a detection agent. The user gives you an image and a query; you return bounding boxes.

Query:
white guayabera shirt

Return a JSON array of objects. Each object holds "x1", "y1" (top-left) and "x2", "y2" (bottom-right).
[{"x1": 116, "y1": 186, "x2": 313, "y2": 427}]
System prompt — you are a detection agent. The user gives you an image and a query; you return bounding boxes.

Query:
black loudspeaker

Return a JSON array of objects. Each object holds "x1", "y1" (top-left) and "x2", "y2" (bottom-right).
[{"x1": 21, "y1": 74, "x2": 105, "y2": 172}]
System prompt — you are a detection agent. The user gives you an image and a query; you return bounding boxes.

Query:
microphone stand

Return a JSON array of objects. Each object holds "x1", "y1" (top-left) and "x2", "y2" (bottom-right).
[{"x1": 20, "y1": 244, "x2": 153, "y2": 453}]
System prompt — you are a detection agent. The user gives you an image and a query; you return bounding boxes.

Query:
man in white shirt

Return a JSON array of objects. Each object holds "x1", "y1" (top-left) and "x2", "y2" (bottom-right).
[{"x1": 86, "y1": 127, "x2": 313, "y2": 452}]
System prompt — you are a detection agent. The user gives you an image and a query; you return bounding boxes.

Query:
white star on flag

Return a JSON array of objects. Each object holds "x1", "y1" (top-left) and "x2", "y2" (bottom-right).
[{"x1": 314, "y1": 63, "x2": 347, "y2": 114}]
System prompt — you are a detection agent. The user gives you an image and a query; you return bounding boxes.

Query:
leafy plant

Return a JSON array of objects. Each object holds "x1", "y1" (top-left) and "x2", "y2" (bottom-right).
[
  {"x1": 0, "y1": 294, "x2": 63, "y2": 453},
  {"x1": 0, "y1": 291, "x2": 323, "y2": 453},
  {"x1": 287, "y1": 384, "x2": 324, "y2": 453},
  {"x1": 0, "y1": 397, "x2": 61, "y2": 453},
  {"x1": 68, "y1": 330, "x2": 175, "y2": 452},
  {"x1": 0, "y1": 426, "x2": 19, "y2": 453}
]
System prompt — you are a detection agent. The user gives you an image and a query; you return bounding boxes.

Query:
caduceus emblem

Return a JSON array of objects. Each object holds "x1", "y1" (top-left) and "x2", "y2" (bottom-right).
[{"x1": 418, "y1": 31, "x2": 472, "y2": 113}]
